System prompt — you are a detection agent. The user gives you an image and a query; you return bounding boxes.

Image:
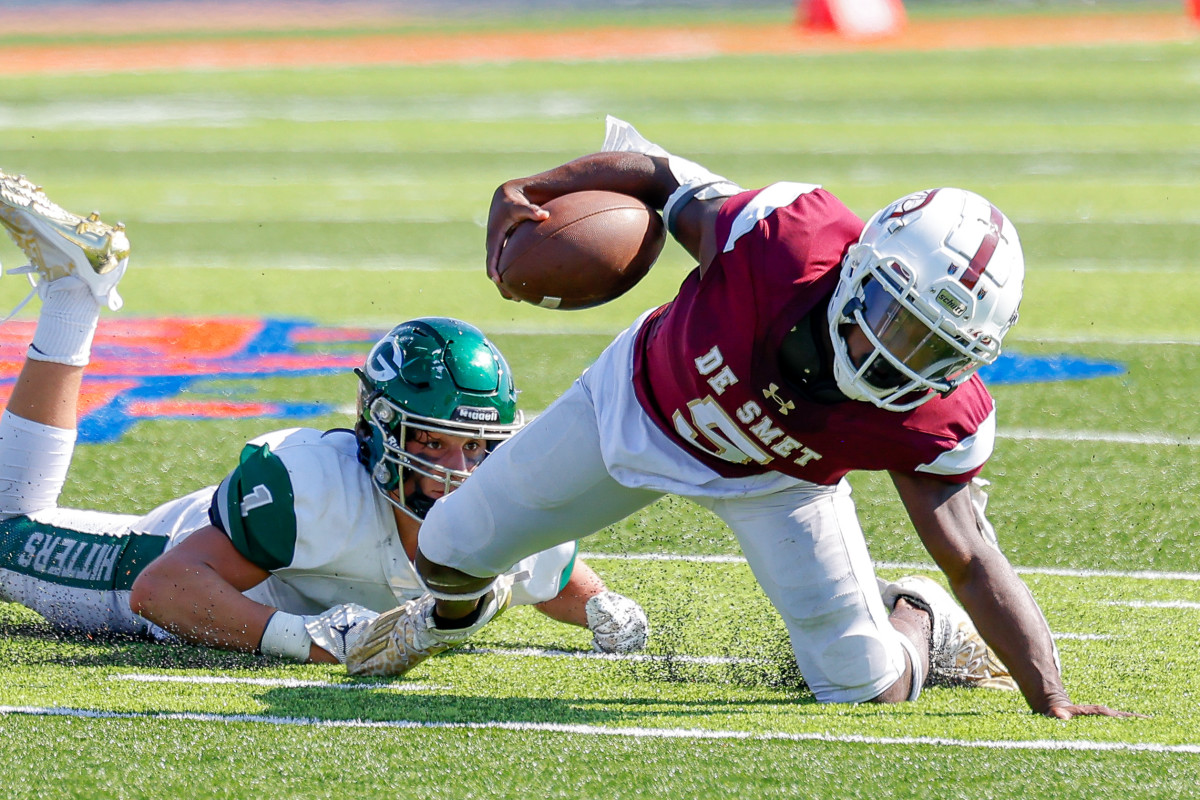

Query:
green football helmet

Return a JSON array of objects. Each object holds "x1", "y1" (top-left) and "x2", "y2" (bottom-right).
[{"x1": 355, "y1": 317, "x2": 523, "y2": 520}]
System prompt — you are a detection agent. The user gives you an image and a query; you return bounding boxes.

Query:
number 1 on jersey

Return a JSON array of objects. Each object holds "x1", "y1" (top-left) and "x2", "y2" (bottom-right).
[{"x1": 240, "y1": 484, "x2": 274, "y2": 516}]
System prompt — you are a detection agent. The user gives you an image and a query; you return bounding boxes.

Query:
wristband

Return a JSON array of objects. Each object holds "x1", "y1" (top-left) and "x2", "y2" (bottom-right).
[{"x1": 259, "y1": 611, "x2": 314, "y2": 661}]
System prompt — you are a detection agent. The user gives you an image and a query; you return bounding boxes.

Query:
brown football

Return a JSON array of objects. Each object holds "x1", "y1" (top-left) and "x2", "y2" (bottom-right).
[{"x1": 496, "y1": 190, "x2": 665, "y2": 310}]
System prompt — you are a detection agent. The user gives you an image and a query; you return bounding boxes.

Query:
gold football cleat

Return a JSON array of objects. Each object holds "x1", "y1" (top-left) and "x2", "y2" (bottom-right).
[
  {"x1": 0, "y1": 169, "x2": 129, "y2": 311},
  {"x1": 881, "y1": 575, "x2": 1018, "y2": 691}
]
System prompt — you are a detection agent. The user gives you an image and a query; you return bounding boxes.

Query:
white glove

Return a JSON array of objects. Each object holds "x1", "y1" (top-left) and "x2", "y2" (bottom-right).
[
  {"x1": 303, "y1": 603, "x2": 379, "y2": 664},
  {"x1": 585, "y1": 591, "x2": 649, "y2": 653}
]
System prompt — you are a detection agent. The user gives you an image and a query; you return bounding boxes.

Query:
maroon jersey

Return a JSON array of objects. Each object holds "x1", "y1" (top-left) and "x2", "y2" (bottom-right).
[{"x1": 632, "y1": 183, "x2": 995, "y2": 486}]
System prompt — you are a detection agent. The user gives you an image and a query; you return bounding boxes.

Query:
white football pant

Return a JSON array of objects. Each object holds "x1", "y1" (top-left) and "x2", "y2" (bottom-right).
[{"x1": 420, "y1": 319, "x2": 910, "y2": 703}]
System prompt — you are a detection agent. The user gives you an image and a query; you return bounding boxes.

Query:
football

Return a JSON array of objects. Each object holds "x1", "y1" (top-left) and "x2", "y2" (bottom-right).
[{"x1": 496, "y1": 190, "x2": 666, "y2": 310}]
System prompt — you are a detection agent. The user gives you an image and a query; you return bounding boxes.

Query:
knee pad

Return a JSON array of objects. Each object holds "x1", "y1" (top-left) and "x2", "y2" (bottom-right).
[{"x1": 815, "y1": 631, "x2": 913, "y2": 702}]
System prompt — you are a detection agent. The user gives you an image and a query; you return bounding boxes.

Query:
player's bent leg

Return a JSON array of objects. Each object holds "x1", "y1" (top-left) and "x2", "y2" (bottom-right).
[
  {"x1": 870, "y1": 598, "x2": 929, "y2": 703},
  {"x1": 0, "y1": 278, "x2": 105, "y2": 517},
  {"x1": 706, "y1": 481, "x2": 913, "y2": 703},
  {"x1": 419, "y1": 381, "x2": 662, "y2": 579},
  {"x1": 0, "y1": 277, "x2": 110, "y2": 515},
  {"x1": 880, "y1": 575, "x2": 1018, "y2": 691},
  {"x1": 1, "y1": 171, "x2": 134, "y2": 517},
  {"x1": 0, "y1": 410, "x2": 78, "y2": 518}
]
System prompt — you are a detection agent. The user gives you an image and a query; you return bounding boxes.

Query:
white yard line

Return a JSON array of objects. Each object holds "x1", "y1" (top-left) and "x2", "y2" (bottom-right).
[
  {"x1": 877, "y1": 560, "x2": 1200, "y2": 583},
  {"x1": 999, "y1": 428, "x2": 1199, "y2": 446},
  {"x1": 581, "y1": 552, "x2": 1200, "y2": 583},
  {"x1": 1, "y1": 704, "x2": 1195, "y2": 754},
  {"x1": 111, "y1": 674, "x2": 443, "y2": 690},
  {"x1": 1050, "y1": 633, "x2": 1114, "y2": 641},
  {"x1": 1019, "y1": 336, "x2": 1200, "y2": 346},
  {"x1": 1099, "y1": 600, "x2": 1200, "y2": 610},
  {"x1": 462, "y1": 647, "x2": 760, "y2": 664}
]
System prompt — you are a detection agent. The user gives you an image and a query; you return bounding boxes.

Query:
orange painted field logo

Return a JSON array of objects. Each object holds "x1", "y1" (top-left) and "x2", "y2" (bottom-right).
[
  {"x1": 0, "y1": 317, "x2": 373, "y2": 443},
  {"x1": 0, "y1": 316, "x2": 1123, "y2": 443}
]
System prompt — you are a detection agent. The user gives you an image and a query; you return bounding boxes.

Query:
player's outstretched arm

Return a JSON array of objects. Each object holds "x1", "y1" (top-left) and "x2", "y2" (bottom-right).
[
  {"x1": 129, "y1": 526, "x2": 337, "y2": 663},
  {"x1": 534, "y1": 558, "x2": 649, "y2": 653},
  {"x1": 890, "y1": 471, "x2": 1144, "y2": 719},
  {"x1": 533, "y1": 557, "x2": 607, "y2": 627}
]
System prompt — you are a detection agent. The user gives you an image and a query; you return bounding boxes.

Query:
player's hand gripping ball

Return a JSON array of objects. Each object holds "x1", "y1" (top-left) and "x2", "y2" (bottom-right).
[{"x1": 496, "y1": 190, "x2": 665, "y2": 310}]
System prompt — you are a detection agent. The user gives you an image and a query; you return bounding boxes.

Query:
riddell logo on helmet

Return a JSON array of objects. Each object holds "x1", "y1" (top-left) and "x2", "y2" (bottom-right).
[{"x1": 452, "y1": 406, "x2": 500, "y2": 423}]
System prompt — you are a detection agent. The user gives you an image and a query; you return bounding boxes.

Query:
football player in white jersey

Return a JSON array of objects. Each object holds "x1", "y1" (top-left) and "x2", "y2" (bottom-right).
[{"x1": 0, "y1": 169, "x2": 648, "y2": 665}]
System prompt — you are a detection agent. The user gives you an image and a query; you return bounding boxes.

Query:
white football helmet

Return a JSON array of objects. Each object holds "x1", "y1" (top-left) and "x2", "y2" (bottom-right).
[{"x1": 828, "y1": 188, "x2": 1024, "y2": 412}]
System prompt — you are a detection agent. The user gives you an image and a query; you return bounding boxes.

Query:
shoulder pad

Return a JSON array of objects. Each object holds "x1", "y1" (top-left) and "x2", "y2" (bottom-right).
[{"x1": 216, "y1": 443, "x2": 298, "y2": 570}]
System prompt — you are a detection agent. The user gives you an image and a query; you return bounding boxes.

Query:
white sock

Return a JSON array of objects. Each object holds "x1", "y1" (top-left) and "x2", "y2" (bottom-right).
[
  {"x1": 27, "y1": 276, "x2": 101, "y2": 367},
  {"x1": 0, "y1": 409, "x2": 76, "y2": 517}
]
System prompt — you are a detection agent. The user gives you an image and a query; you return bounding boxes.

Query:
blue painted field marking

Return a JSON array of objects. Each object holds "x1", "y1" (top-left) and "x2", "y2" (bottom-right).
[{"x1": 0, "y1": 319, "x2": 1126, "y2": 444}]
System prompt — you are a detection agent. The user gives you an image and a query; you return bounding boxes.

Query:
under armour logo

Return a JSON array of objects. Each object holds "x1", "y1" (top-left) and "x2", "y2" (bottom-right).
[{"x1": 762, "y1": 383, "x2": 795, "y2": 415}]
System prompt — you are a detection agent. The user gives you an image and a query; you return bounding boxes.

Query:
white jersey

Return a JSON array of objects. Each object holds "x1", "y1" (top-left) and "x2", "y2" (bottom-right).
[
  {"x1": 0, "y1": 426, "x2": 577, "y2": 635},
  {"x1": 208, "y1": 427, "x2": 575, "y2": 612}
]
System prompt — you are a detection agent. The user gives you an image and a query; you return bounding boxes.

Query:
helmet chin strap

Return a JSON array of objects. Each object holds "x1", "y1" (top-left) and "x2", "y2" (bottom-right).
[{"x1": 404, "y1": 487, "x2": 436, "y2": 519}]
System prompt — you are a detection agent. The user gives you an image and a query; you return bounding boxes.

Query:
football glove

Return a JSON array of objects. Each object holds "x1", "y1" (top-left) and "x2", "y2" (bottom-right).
[
  {"x1": 303, "y1": 603, "x2": 379, "y2": 664},
  {"x1": 585, "y1": 591, "x2": 649, "y2": 653},
  {"x1": 346, "y1": 578, "x2": 513, "y2": 677}
]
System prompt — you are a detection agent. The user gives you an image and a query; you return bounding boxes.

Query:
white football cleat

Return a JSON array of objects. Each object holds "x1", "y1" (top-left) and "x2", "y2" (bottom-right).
[
  {"x1": 0, "y1": 169, "x2": 130, "y2": 313},
  {"x1": 345, "y1": 581, "x2": 511, "y2": 677},
  {"x1": 880, "y1": 575, "x2": 1018, "y2": 691}
]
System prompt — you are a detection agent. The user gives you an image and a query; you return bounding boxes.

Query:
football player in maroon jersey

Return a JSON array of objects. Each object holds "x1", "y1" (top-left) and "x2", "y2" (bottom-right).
[{"x1": 348, "y1": 119, "x2": 1137, "y2": 720}]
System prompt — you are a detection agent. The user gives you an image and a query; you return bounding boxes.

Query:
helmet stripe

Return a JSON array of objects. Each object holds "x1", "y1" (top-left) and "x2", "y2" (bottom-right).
[{"x1": 961, "y1": 204, "x2": 1004, "y2": 290}]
